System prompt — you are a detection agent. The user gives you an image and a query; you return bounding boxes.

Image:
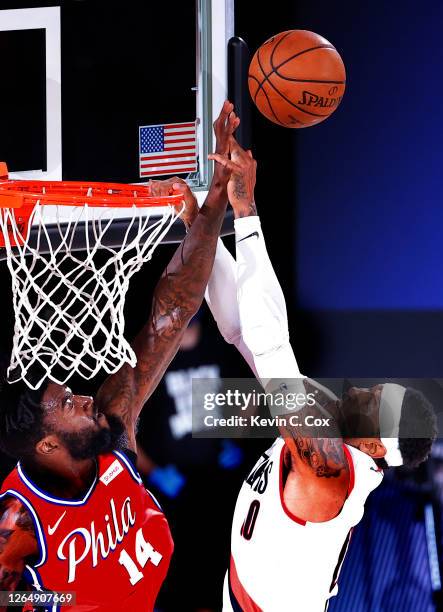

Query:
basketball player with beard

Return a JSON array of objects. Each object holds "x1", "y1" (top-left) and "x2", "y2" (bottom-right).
[
  {"x1": 0, "y1": 102, "x2": 243, "y2": 612},
  {"x1": 205, "y1": 139, "x2": 437, "y2": 611}
]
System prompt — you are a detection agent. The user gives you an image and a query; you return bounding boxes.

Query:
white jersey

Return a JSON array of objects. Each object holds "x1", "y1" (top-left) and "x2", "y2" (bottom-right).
[{"x1": 223, "y1": 438, "x2": 383, "y2": 612}]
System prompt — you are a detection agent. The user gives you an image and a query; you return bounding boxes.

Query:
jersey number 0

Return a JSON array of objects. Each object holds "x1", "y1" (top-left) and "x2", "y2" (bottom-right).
[{"x1": 240, "y1": 500, "x2": 260, "y2": 541}]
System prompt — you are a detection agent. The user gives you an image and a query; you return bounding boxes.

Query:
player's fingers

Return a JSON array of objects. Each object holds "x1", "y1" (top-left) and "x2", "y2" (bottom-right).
[
  {"x1": 208, "y1": 153, "x2": 243, "y2": 173},
  {"x1": 208, "y1": 153, "x2": 231, "y2": 166},
  {"x1": 227, "y1": 111, "x2": 237, "y2": 126},
  {"x1": 170, "y1": 176, "x2": 186, "y2": 185},
  {"x1": 222, "y1": 111, "x2": 238, "y2": 136},
  {"x1": 171, "y1": 182, "x2": 197, "y2": 210},
  {"x1": 213, "y1": 100, "x2": 234, "y2": 130},
  {"x1": 222, "y1": 99, "x2": 234, "y2": 115},
  {"x1": 149, "y1": 180, "x2": 164, "y2": 196},
  {"x1": 228, "y1": 115, "x2": 241, "y2": 134}
]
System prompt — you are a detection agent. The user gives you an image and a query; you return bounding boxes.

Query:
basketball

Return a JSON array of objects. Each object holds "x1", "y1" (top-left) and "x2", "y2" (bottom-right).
[{"x1": 248, "y1": 30, "x2": 346, "y2": 128}]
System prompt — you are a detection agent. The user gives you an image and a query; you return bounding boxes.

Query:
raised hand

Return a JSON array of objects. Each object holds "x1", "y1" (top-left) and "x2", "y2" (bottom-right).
[
  {"x1": 213, "y1": 100, "x2": 241, "y2": 156},
  {"x1": 96, "y1": 103, "x2": 240, "y2": 449},
  {"x1": 149, "y1": 177, "x2": 198, "y2": 229},
  {"x1": 211, "y1": 101, "x2": 241, "y2": 190},
  {"x1": 148, "y1": 101, "x2": 240, "y2": 228},
  {"x1": 209, "y1": 136, "x2": 257, "y2": 218}
]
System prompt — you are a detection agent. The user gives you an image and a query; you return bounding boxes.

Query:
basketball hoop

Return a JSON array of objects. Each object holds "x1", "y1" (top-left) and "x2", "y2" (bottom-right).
[{"x1": 0, "y1": 170, "x2": 185, "y2": 389}]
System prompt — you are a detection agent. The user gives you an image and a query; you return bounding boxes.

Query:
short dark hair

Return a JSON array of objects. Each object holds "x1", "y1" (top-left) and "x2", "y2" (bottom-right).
[
  {"x1": 0, "y1": 366, "x2": 50, "y2": 460},
  {"x1": 398, "y1": 388, "x2": 437, "y2": 468}
]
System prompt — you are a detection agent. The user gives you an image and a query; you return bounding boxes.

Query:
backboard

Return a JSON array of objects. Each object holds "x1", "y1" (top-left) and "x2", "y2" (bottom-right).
[
  {"x1": 0, "y1": 0, "x2": 238, "y2": 386},
  {"x1": 0, "y1": 0, "x2": 234, "y2": 213}
]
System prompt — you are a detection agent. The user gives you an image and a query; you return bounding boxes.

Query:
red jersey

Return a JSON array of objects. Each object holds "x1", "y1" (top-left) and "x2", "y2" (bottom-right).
[{"x1": 0, "y1": 450, "x2": 174, "y2": 612}]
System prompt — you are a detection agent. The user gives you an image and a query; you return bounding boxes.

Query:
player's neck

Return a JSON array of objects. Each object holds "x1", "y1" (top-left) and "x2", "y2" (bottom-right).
[{"x1": 22, "y1": 456, "x2": 97, "y2": 500}]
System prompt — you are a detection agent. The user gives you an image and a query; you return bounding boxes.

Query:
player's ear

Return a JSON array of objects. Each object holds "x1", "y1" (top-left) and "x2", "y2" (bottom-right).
[
  {"x1": 35, "y1": 435, "x2": 60, "y2": 456},
  {"x1": 357, "y1": 439, "x2": 386, "y2": 459}
]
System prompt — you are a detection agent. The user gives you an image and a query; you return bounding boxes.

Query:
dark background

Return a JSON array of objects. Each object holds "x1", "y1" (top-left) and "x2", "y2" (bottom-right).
[
  {"x1": 236, "y1": 0, "x2": 443, "y2": 379},
  {"x1": 0, "y1": 28, "x2": 47, "y2": 171}
]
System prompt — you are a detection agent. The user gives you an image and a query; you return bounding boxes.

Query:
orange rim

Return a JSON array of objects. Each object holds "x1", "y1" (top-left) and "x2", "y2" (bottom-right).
[{"x1": 0, "y1": 179, "x2": 184, "y2": 209}]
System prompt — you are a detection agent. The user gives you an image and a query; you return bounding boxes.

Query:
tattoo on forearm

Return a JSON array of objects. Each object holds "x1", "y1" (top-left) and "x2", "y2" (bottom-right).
[
  {"x1": 298, "y1": 437, "x2": 344, "y2": 478},
  {"x1": 235, "y1": 201, "x2": 257, "y2": 217},
  {"x1": 232, "y1": 174, "x2": 257, "y2": 217},
  {"x1": 97, "y1": 178, "x2": 229, "y2": 427},
  {"x1": 233, "y1": 176, "x2": 248, "y2": 200}
]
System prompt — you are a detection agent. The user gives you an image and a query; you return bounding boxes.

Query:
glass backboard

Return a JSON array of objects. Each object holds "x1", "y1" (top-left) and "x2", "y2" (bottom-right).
[{"x1": 0, "y1": 1, "x2": 234, "y2": 201}]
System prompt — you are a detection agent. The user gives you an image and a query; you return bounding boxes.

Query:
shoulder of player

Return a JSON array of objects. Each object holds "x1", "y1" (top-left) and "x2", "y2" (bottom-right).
[
  {"x1": 0, "y1": 496, "x2": 38, "y2": 592},
  {"x1": 282, "y1": 444, "x2": 350, "y2": 521},
  {"x1": 0, "y1": 495, "x2": 38, "y2": 552},
  {"x1": 0, "y1": 495, "x2": 38, "y2": 591}
]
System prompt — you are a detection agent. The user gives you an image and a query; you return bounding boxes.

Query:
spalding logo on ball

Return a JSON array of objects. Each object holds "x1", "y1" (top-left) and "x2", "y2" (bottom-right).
[{"x1": 248, "y1": 30, "x2": 346, "y2": 128}]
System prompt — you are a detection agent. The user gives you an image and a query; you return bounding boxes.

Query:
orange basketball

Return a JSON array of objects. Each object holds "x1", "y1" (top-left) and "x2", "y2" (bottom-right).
[{"x1": 248, "y1": 30, "x2": 346, "y2": 128}]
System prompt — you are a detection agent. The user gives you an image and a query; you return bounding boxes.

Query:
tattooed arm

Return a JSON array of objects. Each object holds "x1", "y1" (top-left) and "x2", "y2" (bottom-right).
[
  {"x1": 0, "y1": 497, "x2": 38, "y2": 611},
  {"x1": 278, "y1": 410, "x2": 347, "y2": 480},
  {"x1": 284, "y1": 434, "x2": 346, "y2": 479},
  {"x1": 209, "y1": 139, "x2": 349, "y2": 487},
  {"x1": 96, "y1": 101, "x2": 238, "y2": 450},
  {"x1": 273, "y1": 379, "x2": 347, "y2": 480}
]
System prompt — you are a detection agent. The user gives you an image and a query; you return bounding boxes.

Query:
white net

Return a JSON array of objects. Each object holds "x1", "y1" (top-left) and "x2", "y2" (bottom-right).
[{"x1": 0, "y1": 201, "x2": 183, "y2": 389}]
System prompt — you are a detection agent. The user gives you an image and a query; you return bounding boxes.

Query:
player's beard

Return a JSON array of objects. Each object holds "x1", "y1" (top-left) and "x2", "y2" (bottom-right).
[
  {"x1": 57, "y1": 414, "x2": 126, "y2": 460},
  {"x1": 58, "y1": 427, "x2": 112, "y2": 460}
]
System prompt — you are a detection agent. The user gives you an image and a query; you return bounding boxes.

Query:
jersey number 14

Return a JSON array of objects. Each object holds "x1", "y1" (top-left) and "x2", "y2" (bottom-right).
[{"x1": 119, "y1": 527, "x2": 163, "y2": 585}]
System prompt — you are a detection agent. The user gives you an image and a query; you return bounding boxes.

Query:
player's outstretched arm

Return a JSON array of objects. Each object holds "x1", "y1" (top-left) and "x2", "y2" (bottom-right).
[
  {"x1": 96, "y1": 101, "x2": 238, "y2": 450},
  {"x1": 143, "y1": 178, "x2": 259, "y2": 376},
  {"x1": 204, "y1": 237, "x2": 259, "y2": 376},
  {"x1": 209, "y1": 138, "x2": 302, "y2": 387},
  {"x1": 0, "y1": 498, "x2": 38, "y2": 611},
  {"x1": 153, "y1": 144, "x2": 260, "y2": 376},
  {"x1": 210, "y1": 139, "x2": 348, "y2": 481}
]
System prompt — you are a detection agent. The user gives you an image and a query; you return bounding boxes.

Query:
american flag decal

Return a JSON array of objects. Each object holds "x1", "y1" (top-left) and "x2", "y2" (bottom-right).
[{"x1": 139, "y1": 121, "x2": 197, "y2": 178}]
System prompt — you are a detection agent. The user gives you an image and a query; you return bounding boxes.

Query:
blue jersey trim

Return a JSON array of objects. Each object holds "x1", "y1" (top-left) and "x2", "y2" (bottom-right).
[
  {"x1": 24, "y1": 565, "x2": 60, "y2": 612},
  {"x1": 113, "y1": 450, "x2": 163, "y2": 512},
  {"x1": 17, "y1": 461, "x2": 98, "y2": 506},
  {"x1": 144, "y1": 487, "x2": 163, "y2": 512},
  {"x1": 113, "y1": 450, "x2": 143, "y2": 484}
]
